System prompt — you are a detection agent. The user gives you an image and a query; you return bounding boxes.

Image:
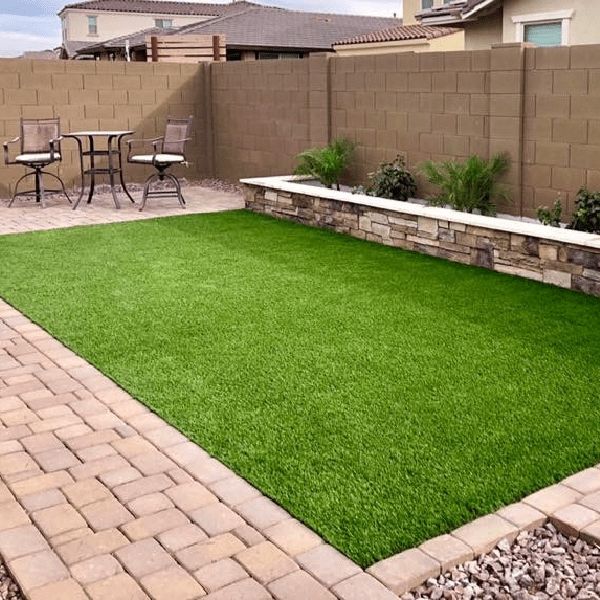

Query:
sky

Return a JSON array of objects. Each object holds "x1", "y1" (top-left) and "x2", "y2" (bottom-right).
[{"x1": 0, "y1": 0, "x2": 403, "y2": 57}]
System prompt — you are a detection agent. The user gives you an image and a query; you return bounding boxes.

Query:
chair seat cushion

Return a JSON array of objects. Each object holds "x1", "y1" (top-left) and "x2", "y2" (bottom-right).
[
  {"x1": 16, "y1": 152, "x2": 61, "y2": 163},
  {"x1": 130, "y1": 154, "x2": 185, "y2": 164}
]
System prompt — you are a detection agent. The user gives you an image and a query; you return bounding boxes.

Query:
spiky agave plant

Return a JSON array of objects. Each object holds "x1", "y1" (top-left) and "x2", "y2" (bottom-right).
[
  {"x1": 421, "y1": 153, "x2": 510, "y2": 216},
  {"x1": 294, "y1": 138, "x2": 354, "y2": 191}
]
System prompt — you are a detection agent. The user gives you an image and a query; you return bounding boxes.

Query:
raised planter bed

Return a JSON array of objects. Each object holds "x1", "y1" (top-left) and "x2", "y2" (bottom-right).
[{"x1": 241, "y1": 176, "x2": 600, "y2": 298}]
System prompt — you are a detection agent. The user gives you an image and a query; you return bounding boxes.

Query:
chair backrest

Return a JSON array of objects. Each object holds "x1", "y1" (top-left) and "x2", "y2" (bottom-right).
[
  {"x1": 21, "y1": 118, "x2": 61, "y2": 154},
  {"x1": 162, "y1": 116, "x2": 193, "y2": 155}
]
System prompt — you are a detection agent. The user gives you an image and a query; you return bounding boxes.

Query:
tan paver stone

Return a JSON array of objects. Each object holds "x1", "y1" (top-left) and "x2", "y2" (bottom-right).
[
  {"x1": 176, "y1": 533, "x2": 246, "y2": 570},
  {"x1": 113, "y1": 474, "x2": 173, "y2": 502},
  {"x1": 236, "y1": 496, "x2": 290, "y2": 530},
  {"x1": 121, "y1": 507, "x2": 189, "y2": 540},
  {"x1": 1, "y1": 408, "x2": 38, "y2": 426},
  {"x1": 268, "y1": 570, "x2": 335, "y2": 600},
  {"x1": 367, "y1": 548, "x2": 440, "y2": 596},
  {"x1": 62, "y1": 478, "x2": 112, "y2": 508},
  {"x1": 194, "y1": 558, "x2": 247, "y2": 593},
  {"x1": 190, "y1": 502, "x2": 244, "y2": 536},
  {"x1": 157, "y1": 523, "x2": 208, "y2": 552},
  {"x1": 210, "y1": 476, "x2": 261, "y2": 507},
  {"x1": 163, "y1": 441, "x2": 209, "y2": 467},
  {"x1": 128, "y1": 492, "x2": 174, "y2": 517},
  {"x1": 205, "y1": 578, "x2": 270, "y2": 600},
  {"x1": 419, "y1": 534, "x2": 473, "y2": 571},
  {"x1": 28, "y1": 578, "x2": 88, "y2": 600},
  {"x1": 65, "y1": 429, "x2": 119, "y2": 451},
  {"x1": 496, "y1": 503, "x2": 547, "y2": 531},
  {"x1": 112, "y1": 436, "x2": 156, "y2": 459},
  {"x1": 111, "y1": 399, "x2": 148, "y2": 419},
  {"x1": 70, "y1": 554, "x2": 122, "y2": 585},
  {"x1": 10, "y1": 470, "x2": 73, "y2": 497},
  {"x1": 50, "y1": 527, "x2": 94, "y2": 548},
  {"x1": 0, "y1": 525, "x2": 49, "y2": 560},
  {"x1": 581, "y1": 519, "x2": 600, "y2": 544},
  {"x1": 332, "y1": 573, "x2": 399, "y2": 600},
  {"x1": 186, "y1": 458, "x2": 233, "y2": 486},
  {"x1": 98, "y1": 465, "x2": 142, "y2": 488},
  {"x1": 115, "y1": 537, "x2": 176, "y2": 578},
  {"x1": 523, "y1": 484, "x2": 582, "y2": 515},
  {"x1": 264, "y1": 519, "x2": 322, "y2": 556},
  {"x1": 21, "y1": 488, "x2": 67, "y2": 512},
  {"x1": 74, "y1": 443, "x2": 117, "y2": 462},
  {"x1": 9, "y1": 549, "x2": 69, "y2": 591},
  {"x1": 37, "y1": 405, "x2": 74, "y2": 420},
  {"x1": 34, "y1": 446, "x2": 80, "y2": 472},
  {"x1": 69, "y1": 455, "x2": 129, "y2": 480},
  {"x1": 29, "y1": 415, "x2": 82, "y2": 434},
  {"x1": 168, "y1": 466, "x2": 193, "y2": 484},
  {"x1": 129, "y1": 450, "x2": 177, "y2": 476},
  {"x1": 80, "y1": 497, "x2": 134, "y2": 531},
  {"x1": 0, "y1": 451, "x2": 38, "y2": 475},
  {"x1": 85, "y1": 413, "x2": 128, "y2": 432},
  {"x1": 57, "y1": 529, "x2": 129, "y2": 564},
  {"x1": 21, "y1": 432, "x2": 63, "y2": 454},
  {"x1": 141, "y1": 566, "x2": 206, "y2": 600},
  {"x1": 0, "y1": 501, "x2": 30, "y2": 530},
  {"x1": 86, "y1": 572, "x2": 148, "y2": 600},
  {"x1": 563, "y1": 468, "x2": 600, "y2": 495},
  {"x1": 164, "y1": 481, "x2": 217, "y2": 513},
  {"x1": 69, "y1": 399, "x2": 108, "y2": 418},
  {"x1": 552, "y1": 503, "x2": 600, "y2": 536},
  {"x1": 128, "y1": 413, "x2": 165, "y2": 432},
  {"x1": 580, "y1": 490, "x2": 600, "y2": 512},
  {"x1": 296, "y1": 545, "x2": 362, "y2": 588},
  {"x1": 94, "y1": 388, "x2": 131, "y2": 406},
  {"x1": 0, "y1": 425, "x2": 31, "y2": 442},
  {"x1": 236, "y1": 540, "x2": 298, "y2": 584},
  {"x1": 234, "y1": 524, "x2": 265, "y2": 547},
  {"x1": 452, "y1": 514, "x2": 518, "y2": 555},
  {"x1": 33, "y1": 504, "x2": 87, "y2": 537},
  {"x1": 143, "y1": 426, "x2": 188, "y2": 450},
  {"x1": 0, "y1": 440, "x2": 23, "y2": 455}
]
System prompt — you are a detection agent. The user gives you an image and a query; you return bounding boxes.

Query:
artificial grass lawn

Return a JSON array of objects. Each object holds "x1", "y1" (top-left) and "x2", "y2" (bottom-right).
[{"x1": 1, "y1": 211, "x2": 600, "y2": 567}]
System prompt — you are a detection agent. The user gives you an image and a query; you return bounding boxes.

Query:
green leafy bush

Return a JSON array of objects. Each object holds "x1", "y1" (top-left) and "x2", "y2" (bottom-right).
[
  {"x1": 537, "y1": 197, "x2": 563, "y2": 227},
  {"x1": 366, "y1": 155, "x2": 417, "y2": 202},
  {"x1": 570, "y1": 188, "x2": 600, "y2": 234},
  {"x1": 294, "y1": 138, "x2": 354, "y2": 191},
  {"x1": 421, "y1": 153, "x2": 510, "y2": 216}
]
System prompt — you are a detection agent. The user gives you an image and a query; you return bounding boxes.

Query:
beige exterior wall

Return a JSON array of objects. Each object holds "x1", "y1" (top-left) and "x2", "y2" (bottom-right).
[
  {"x1": 334, "y1": 31, "x2": 465, "y2": 56},
  {"x1": 502, "y1": 0, "x2": 600, "y2": 46},
  {"x1": 465, "y1": 10, "x2": 503, "y2": 50},
  {"x1": 61, "y1": 9, "x2": 212, "y2": 44},
  {"x1": 403, "y1": 0, "x2": 451, "y2": 25}
]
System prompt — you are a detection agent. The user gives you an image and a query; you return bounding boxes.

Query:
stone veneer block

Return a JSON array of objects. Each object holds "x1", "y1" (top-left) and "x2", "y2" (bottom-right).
[
  {"x1": 523, "y1": 484, "x2": 582, "y2": 515},
  {"x1": 496, "y1": 502, "x2": 546, "y2": 530},
  {"x1": 551, "y1": 504, "x2": 600, "y2": 537},
  {"x1": 367, "y1": 548, "x2": 440, "y2": 595},
  {"x1": 452, "y1": 514, "x2": 518, "y2": 555}
]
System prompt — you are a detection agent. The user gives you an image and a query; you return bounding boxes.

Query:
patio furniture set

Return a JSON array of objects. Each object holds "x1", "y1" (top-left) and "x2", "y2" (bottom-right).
[{"x1": 2, "y1": 116, "x2": 193, "y2": 210}]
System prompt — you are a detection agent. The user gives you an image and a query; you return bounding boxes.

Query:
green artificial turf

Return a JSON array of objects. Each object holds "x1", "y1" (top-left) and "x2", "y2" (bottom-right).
[{"x1": 1, "y1": 210, "x2": 599, "y2": 567}]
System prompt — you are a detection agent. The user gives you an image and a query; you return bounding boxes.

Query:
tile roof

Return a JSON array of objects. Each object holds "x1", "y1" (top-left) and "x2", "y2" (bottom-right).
[
  {"x1": 335, "y1": 24, "x2": 460, "y2": 46},
  {"x1": 60, "y1": 0, "x2": 260, "y2": 17},
  {"x1": 78, "y1": 5, "x2": 402, "y2": 54}
]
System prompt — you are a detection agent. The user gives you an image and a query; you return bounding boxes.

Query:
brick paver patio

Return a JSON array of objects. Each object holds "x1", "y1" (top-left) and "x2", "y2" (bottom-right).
[
  {"x1": 2, "y1": 202, "x2": 600, "y2": 599},
  {"x1": 0, "y1": 184, "x2": 244, "y2": 236}
]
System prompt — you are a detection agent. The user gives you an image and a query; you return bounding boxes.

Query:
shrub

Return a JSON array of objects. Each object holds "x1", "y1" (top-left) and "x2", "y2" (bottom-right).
[
  {"x1": 366, "y1": 155, "x2": 417, "y2": 202},
  {"x1": 537, "y1": 197, "x2": 562, "y2": 227},
  {"x1": 570, "y1": 188, "x2": 600, "y2": 234},
  {"x1": 421, "y1": 153, "x2": 510, "y2": 216},
  {"x1": 294, "y1": 138, "x2": 354, "y2": 191}
]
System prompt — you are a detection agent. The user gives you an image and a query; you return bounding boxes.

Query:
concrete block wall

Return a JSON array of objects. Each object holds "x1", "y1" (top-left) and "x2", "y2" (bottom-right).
[{"x1": 0, "y1": 59, "x2": 210, "y2": 199}]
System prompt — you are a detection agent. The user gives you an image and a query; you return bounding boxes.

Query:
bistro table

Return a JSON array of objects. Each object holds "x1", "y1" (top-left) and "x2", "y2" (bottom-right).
[{"x1": 64, "y1": 131, "x2": 135, "y2": 210}]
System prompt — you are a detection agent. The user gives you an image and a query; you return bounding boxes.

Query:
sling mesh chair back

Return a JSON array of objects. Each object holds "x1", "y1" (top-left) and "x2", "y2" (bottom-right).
[
  {"x1": 127, "y1": 116, "x2": 193, "y2": 212},
  {"x1": 3, "y1": 117, "x2": 70, "y2": 208}
]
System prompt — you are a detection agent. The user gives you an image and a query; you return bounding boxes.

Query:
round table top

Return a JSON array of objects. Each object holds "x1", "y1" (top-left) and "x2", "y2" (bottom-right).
[{"x1": 65, "y1": 131, "x2": 134, "y2": 137}]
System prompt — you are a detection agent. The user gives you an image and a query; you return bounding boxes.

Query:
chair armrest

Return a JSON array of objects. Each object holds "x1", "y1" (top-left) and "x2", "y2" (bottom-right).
[
  {"x1": 127, "y1": 137, "x2": 164, "y2": 160},
  {"x1": 49, "y1": 136, "x2": 63, "y2": 162},
  {"x1": 3, "y1": 137, "x2": 20, "y2": 165}
]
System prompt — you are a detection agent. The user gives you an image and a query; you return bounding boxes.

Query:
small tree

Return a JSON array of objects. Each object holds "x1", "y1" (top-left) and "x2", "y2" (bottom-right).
[
  {"x1": 294, "y1": 138, "x2": 354, "y2": 191},
  {"x1": 366, "y1": 155, "x2": 417, "y2": 202}
]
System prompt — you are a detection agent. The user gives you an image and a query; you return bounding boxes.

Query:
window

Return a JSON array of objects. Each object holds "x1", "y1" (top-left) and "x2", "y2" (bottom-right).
[
  {"x1": 512, "y1": 10, "x2": 574, "y2": 46},
  {"x1": 256, "y1": 51, "x2": 304, "y2": 60},
  {"x1": 155, "y1": 19, "x2": 173, "y2": 29},
  {"x1": 87, "y1": 15, "x2": 97, "y2": 35},
  {"x1": 421, "y1": 0, "x2": 433, "y2": 9},
  {"x1": 524, "y1": 22, "x2": 562, "y2": 47}
]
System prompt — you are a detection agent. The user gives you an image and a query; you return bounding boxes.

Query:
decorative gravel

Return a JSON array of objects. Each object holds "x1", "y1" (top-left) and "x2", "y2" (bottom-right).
[
  {"x1": 402, "y1": 524, "x2": 600, "y2": 599},
  {"x1": 0, "y1": 563, "x2": 22, "y2": 600}
]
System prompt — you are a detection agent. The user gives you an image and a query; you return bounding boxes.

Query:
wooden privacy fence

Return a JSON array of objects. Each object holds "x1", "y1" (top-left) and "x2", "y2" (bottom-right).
[{"x1": 147, "y1": 34, "x2": 226, "y2": 63}]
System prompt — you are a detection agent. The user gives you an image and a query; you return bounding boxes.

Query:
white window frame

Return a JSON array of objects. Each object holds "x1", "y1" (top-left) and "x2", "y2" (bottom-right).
[
  {"x1": 512, "y1": 10, "x2": 574, "y2": 46},
  {"x1": 87, "y1": 14, "x2": 98, "y2": 36}
]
